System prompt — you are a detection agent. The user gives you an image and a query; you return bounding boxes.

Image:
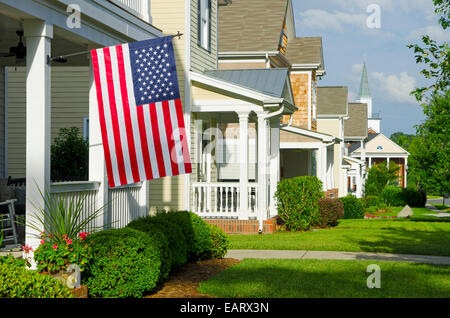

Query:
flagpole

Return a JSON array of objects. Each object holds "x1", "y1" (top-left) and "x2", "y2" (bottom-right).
[{"x1": 47, "y1": 31, "x2": 183, "y2": 64}]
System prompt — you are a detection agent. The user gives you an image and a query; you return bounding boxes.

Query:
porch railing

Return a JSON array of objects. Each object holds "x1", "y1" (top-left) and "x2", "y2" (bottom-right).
[
  {"x1": 50, "y1": 181, "x2": 100, "y2": 233},
  {"x1": 191, "y1": 182, "x2": 258, "y2": 219},
  {"x1": 50, "y1": 181, "x2": 145, "y2": 232},
  {"x1": 108, "y1": 183, "x2": 144, "y2": 228},
  {"x1": 109, "y1": 0, "x2": 151, "y2": 22}
]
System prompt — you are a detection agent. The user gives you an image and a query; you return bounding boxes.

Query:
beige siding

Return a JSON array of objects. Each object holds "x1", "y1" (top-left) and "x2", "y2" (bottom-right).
[
  {"x1": 191, "y1": 0, "x2": 218, "y2": 72},
  {"x1": 7, "y1": 66, "x2": 89, "y2": 178},
  {"x1": 148, "y1": 0, "x2": 187, "y2": 212},
  {"x1": 0, "y1": 67, "x2": 5, "y2": 177},
  {"x1": 218, "y1": 61, "x2": 267, "y2": 70}
]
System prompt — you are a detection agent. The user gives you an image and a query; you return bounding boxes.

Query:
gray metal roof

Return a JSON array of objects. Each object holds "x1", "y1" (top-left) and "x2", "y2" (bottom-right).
[{"x1": 204, "y1": 68, "x2": 290, "y2": 98}]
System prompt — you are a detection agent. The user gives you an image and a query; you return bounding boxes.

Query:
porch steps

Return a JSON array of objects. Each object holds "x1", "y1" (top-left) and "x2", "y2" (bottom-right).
[{"x1": 204, "y1": 218, "x2": 278, "y2": 235}]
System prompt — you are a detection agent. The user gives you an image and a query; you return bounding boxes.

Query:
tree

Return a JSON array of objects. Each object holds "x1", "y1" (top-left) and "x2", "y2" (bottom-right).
[
  {"x1": 407, "y1": 0, "x2": 449, "y2": 102},
  {"x1": 51, "y1": 127, "x2": 89, "y2": 181},
  {"x1": 365, "y1": 161, "x2": 401, "y2": 196},
  {"x1": 389, "y1": 132, "x2": 416, "y2": 152},
  {"x1": 408, "y1": 90, "x2": 450, "y2": 203}
]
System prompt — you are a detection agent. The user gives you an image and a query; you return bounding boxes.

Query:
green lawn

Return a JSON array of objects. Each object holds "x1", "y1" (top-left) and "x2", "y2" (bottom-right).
[
  {"x1": 229, "y1": 208, "x2": 450, "y2": 256},
  {"x1": 198, "y1": 259, "x2": 450, "y2": 298}
]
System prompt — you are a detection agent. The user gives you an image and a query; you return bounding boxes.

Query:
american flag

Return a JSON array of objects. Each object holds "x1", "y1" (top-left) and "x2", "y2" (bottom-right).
[{"x1": 91, "y1": 36, "x2": 191, "y2": 188}]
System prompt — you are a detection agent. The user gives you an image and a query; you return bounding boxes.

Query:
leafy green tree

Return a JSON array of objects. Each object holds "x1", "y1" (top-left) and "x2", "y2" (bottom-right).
[
  {"x1": 408, "y1": 90, "x2": 450, "y2": 202},
  {"x1": 389, "y1": 132, "x2": 416, "y2": 152},
  {"x1": 51, "y1": 127, "x2": 89, "y2": 181},
  {"x1": 407, "y1": 0, "x2": 449, "y2": 102},
  {"x1": 365, "y1": 161, "x2": 401, "y2": 196}
]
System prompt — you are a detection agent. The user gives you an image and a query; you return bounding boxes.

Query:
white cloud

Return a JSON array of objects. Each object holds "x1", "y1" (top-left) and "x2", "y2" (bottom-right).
[
  {"x1": 297, "y1": 9, "x2": 366, "y2": 32},
  {"x1": 371, "y1": 71, "x2": 417, "y2": 104},
  {"x1": 407, "y1": 25, "x2": 450, "y2": 43},
  {"x1": 330, "y1": 0, "x2": 432, "y2": 13},
  {"x1": 348, "y1": 91, "x2": 358, "y2": 102},
  {"x1": 352, "y1": 63, "x2": 364, "y2": 74}
]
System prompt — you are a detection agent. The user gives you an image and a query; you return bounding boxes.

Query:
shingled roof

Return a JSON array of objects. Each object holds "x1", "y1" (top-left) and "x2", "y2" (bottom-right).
[
  {"x1": 218, "y1": 0, "x2": 289, "y2": 52},
  {"x1": 285, "y1": 37, "x2": 324, "y2": 71},
  {"x1": 317, "y1": 86, "x2": 348, "y2": 116},
  {"x1": 344, "y1": 103, "x2": 368, "y2": 139}
]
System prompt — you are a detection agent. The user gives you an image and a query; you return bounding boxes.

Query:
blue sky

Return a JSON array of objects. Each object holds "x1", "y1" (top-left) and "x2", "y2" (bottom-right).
[{"x1": 292, "y1": 0, "x2": 449, "y2": 137}]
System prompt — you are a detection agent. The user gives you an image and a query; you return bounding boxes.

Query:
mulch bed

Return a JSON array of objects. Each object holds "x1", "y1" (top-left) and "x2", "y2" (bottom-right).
[{"x1": 145, "y1": 258, "x2": 241, "y2": 298}]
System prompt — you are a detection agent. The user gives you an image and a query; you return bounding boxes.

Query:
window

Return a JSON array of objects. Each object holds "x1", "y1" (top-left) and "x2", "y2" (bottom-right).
[
  {"x1": 198, "y1": 0, "x2": 211, "y2": 51},
  {"x1": 83, "y1": 117, "x2": 89, "y2": 140}
]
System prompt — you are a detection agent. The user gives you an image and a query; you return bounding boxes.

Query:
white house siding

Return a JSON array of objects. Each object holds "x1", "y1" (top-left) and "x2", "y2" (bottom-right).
[
  {"x1": 190, "y1": 0, "x2": 218, "y2": 72},
  {"x1": 6, "y1": 66, "x2": 89, "y2": 178},
  {"x1": 149, "y1": 0, "x2": 187, "y2": 213},
  {"x1": 0, "y1": 67, "x2": 5, "y2": 178}
]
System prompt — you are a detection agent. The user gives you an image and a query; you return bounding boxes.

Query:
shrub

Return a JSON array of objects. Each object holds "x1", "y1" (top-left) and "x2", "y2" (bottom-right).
[
  {"x1": 85, "y1": 228, "x2": 161, "y2": 298},
  {"x1": 154, "y1": 211, "x2": 213, "y2": 261},
  {"x1": 0, "y1": 263, "x2": 72, "y2": 298},
  {"x1": 401, "y1": 188, "x2": 426, "y2": 207},
  {"x1": 316, "y1": 198, "x2": 344, "y2": 228},
  {"x1": 340, "y1": 195, "x2": 365, "y2": 219},
  {"x1": 51, "y1": 127, "x2": 88, "y2": 181},
  {"x1": 365, "y1": 195, "x2": 382, "y2": 208},
  {"x1": 381, "y1": 186, "x2": 405, "y2": 206},
  {"x1": 128, "y1": 216, "x2": 188, "y2": 268},
  {"x1": 208, "y1": 224, "x2": 229, "y2": 259},
  {"x1": 126, "y1": 218, "x2": 173, "y2": 280},
  {"x1": 274, "y1": 176, "x2": 323, "y2": 231},
  {"x1": 366, "y1": 206, "x2": 378, "y2": 213}
]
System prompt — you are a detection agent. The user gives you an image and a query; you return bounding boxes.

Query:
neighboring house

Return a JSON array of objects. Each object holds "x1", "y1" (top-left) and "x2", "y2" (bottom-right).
[
  {"x1": 0, "y1": 0, "x2": 162, "y2": 252},
  {"x1": 316, "y1": 86, "x2": 349, "y2": 198},
  {"x1": 151, "y1": 0, "x2": 297, "y2": 233},
  {"x1": 349, "y1": 132, "x2": 409, "y2": 188},
  {"x1": 348, "y1": 62, "x2": 409, "y2": 189},
  {"x1": 344, "y1": 103, "x2": 368, "y2": 198},
  {"x1": 218, "y1": 0, "x2": 339, "y2": 198}
]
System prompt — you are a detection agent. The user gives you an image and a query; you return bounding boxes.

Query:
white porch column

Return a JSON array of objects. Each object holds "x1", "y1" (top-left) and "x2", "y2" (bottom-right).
[
  {"x1": 24, "y1": 20, "x2": 53, "y2": 260},
  {"x1": 237, "y1": 111, "x2": 249, "y2": 220},
  {"x1": 256, "y1": 112, "x2": 269, "y2": 230},
  {"x1": 269, "y1": 118, "x2": 280, "y2": 217},
  {"x1": 88, "y1": 47, "x2": 109, "y2": 228},
  {"x1": 404, "y1": 157, "x2": 408, "y2": 188},
  {"x1": 318, "y1": 145, "x2": 328, "y2": 190},
  {"x1": 369, "y1": 157, "x2": 372, "y2": 168}
]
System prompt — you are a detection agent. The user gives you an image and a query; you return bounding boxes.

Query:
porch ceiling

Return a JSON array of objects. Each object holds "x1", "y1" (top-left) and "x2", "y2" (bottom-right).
[{"x1": 0, "y1": 13, "x2": 93, "y2": 66}]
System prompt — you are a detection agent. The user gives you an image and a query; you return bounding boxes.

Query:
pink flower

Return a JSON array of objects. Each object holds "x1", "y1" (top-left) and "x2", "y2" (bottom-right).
[
  {"x1": 62, "y1": 235, "x2": 68, "y2": 239},
  {"x1": 66, "y1": 239, "x2": 73, "y2": 245},
  {"x1": 79, "y1": 232, "x2": 88, "y2": 240},
  {"x1": 52, "y1": 244, "x2": 58, "y2": 250},
  {"x1": 40, "y1": 239, "x2": 45, "y2": 245},
  {"x1": 22, "y1": 244, "x2": 33, "y2": 254}
]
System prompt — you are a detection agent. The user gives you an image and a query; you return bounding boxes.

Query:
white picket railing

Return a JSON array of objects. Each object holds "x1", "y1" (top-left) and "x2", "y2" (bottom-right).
[
  {"x1": 108, "y1": 183, "x2": 144, "y2": 228},
  {"x1": 191, "y1": 182, "x2": 258, "y2": 219},
  {"x1": 109, "y1": 0, "x2": 151, "y2": 22},
  {"x1": 50, "y1": 181, "x2": 146, "y2": 232},
  {"x1": 50, "y1": 181, "x2": 100, "y2": 233}
]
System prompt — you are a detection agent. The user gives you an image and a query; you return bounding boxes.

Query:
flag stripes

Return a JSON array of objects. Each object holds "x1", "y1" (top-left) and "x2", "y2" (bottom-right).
[{"x1": 91, "y1": 37, "x2": 191, "y2": 188}]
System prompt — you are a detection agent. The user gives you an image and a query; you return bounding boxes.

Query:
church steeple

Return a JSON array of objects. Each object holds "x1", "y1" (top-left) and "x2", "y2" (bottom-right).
[{"x1": 358, "y1": 63, "x2": 371, "y2": 99}]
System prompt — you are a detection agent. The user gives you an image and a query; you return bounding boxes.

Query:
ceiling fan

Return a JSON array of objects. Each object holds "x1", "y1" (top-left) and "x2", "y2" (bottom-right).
[{"x1": 0, "y1": 30, "x2": 26, "y2": 59}]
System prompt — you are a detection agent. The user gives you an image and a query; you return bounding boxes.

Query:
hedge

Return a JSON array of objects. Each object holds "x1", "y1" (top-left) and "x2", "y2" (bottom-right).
[
  {"x1": 85, "y1": 227, "x2": 161, "y2": 298},
  {"x1": 153, "y1": 211, "x2": 213, "y2": 260},
  {"x1": 340, "y1": 195, "x2": 365, "y2": 219},
  {"x1": 316, "y1": 198, "x2": 344, "y2": 228},
  {"x1": 127, "y1": 216, "x2": 188, "y2": 268},
  {"x1": 0, "y1": 262, "x2": 72, "y2": 298},
  {"x1": 274, "y1": 176, "x2": 323, "y2": 231},
  {"x1": 209, "y1": 224, "x2": 230, "y2": 259}
]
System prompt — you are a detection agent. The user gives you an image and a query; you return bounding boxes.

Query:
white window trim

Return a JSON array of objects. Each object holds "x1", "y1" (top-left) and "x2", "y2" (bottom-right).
[
  {"x1": 199, "y1": 0, "x2": 211, "y2": 51},
  {"x1": 83, "y1": 117, "x2": 89, "y2": 140}
]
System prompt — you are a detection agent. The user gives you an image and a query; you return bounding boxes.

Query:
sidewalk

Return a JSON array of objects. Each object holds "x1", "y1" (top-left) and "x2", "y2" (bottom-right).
[{"x1": 226, "y1": 249, "x2": 450, "y2": 265}]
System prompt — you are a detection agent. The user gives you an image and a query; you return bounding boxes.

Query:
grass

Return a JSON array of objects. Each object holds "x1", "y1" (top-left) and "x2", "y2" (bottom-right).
[
  {"x1": 229, "y1": 208, "x2": 450, "y2": 257},
  {"x1": 198, "y1": 259, "x2": 450, "y2": 298},
  {"x1": 429, "y1": 203, "x2": 450, "y2": 212}
]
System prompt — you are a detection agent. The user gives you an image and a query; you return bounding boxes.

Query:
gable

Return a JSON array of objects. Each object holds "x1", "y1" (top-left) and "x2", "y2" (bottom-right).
[{"x1": 352, "y1": 133, "x2": 409, "y2": 154}]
